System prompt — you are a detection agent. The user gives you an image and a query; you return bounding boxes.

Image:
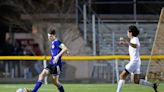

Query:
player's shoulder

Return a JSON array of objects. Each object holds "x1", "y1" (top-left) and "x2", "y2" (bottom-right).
[
  {"x1": 132, "y1": 37, "x2": 138, "y2": 40},
  {"x1": 57, "y1": 39, "x2": 62, "y2": 43},
  {"x1": 54, "y1": 39, "x2": 62, "y2": 45},
  {"x1": 131, "y1": 37, "x2": 139, "y2": 41},
  {"x1": 53, "y1": 39, "x2": 61, "y2": 43}
]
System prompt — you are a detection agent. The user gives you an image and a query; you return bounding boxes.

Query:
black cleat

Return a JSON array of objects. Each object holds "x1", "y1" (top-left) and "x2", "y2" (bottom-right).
[{"x1": 153, "y1": 83, "x2": 158, "y2": 92}]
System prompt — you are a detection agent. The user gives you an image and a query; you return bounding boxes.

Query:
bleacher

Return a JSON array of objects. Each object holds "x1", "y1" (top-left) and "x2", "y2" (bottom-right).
[{"x1": 98, "y1": 23, "x2": 157, "y2": 55}]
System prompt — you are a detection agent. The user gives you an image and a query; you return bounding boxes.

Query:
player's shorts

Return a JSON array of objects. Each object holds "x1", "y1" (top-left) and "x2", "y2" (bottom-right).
[
  {"x1": 125, "y1": 61, "x2": 141, "y2": 74},
  {"x1": 45, "y1": 64, "x2": 61, "y2": 75}
]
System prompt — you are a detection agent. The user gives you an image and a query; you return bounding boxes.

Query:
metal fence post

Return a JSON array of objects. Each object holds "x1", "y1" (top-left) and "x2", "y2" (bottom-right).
[
  {"x1": 43, "y1": 60, "x2": 48, "y2": 84},
  {"x1": 115, "y1": 59, "x2": 119, "y2": 83},
  {"x1": 92, "y1": 14, "x2": 96, "y2": 56}
]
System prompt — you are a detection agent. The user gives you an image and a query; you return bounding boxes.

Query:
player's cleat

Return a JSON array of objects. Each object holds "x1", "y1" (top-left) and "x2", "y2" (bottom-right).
[
  {"x1": 24, "y1": 88, "x2": 32, "y2": 92},
  {"x1": 153, "y1": 83, "x2": 158, "y2": 92}
]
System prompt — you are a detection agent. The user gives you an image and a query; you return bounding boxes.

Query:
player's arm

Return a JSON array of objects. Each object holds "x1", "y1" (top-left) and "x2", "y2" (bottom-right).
[
  {"x1": 119, "y1": 37, "x2": 137, "y2": 48},
  {"x1": 53, "y1": 43, "x2": 68, "y2": 63},
  {"x1": 123, "y1": 39, "x2": 137, "y2": 48},
  {"x1": 125, "y1": 39, "x2": 137, "y2": 48},
  {"x1": 128, "y1": 38, "x2": 138, "y2": 48},
  {"x1": 119, "y1": 38, "x2": 129, "y2": 46},
  {"x1": 129, "y1": 43, "x2": 137, "y2": 48},
  {"x1": 58, "y1": 43, "x2": 69, "y2": 56}
]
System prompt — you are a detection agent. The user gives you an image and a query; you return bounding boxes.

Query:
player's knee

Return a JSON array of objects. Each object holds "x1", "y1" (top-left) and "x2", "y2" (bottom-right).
[
  {"x1": 38, "y1": 74, "x2": 43, "y2": 80},
  {"x1": 134, "y1": 79, "x2": 139, "y2": 84},
  {"x1": 119, "y1": 74, "x2": 124, "y2": 79},
  {"x1": 39, "y1": 72, "x2": 45, "y2": 78},
  {"x1": 53, "y1": 80, "x2": 59, "y2": 86},
  {"x1": 39, "y1": 73, "x2": 43, "y2": 76},
  {"x1": 53, "y1": 81, "x2": 58, "y2": 85},
  {"x1": 120, "y1": 72, "x2": 127, "y2": 79}
]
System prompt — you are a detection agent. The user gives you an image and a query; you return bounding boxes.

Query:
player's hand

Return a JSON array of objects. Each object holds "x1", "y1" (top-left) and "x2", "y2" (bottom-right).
[
  {"x1": 53, "y1": 56, "x2": 59, "y2": 64},
  {"x1": 119, "y1": 37, "x2": 129, "y2": 45},
  {"x1": 124, "y1": 39, "x2": 130, "y2": 45},
  {"x1": 119, "y1": 40, "x2": 125, "y2": 45},
  {"x1": 119, "y1": 37, "x2": 126, "y2": 45}
]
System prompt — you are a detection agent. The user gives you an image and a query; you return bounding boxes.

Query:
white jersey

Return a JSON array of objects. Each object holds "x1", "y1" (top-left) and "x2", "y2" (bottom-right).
[{"x1": 129, "y1": 37, "x2": 141, "y2": 63}]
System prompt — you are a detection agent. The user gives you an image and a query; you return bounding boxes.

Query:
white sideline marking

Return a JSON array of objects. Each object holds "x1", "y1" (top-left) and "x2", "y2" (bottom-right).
[{"x1": 1, "y1": 85, "x2": 55, "y2": 90}]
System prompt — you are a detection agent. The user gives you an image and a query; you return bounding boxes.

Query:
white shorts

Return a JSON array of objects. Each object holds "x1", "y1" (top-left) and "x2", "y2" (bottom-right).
[{"x1": 125, "y1": 62, "x2": 141, "y2": 74}]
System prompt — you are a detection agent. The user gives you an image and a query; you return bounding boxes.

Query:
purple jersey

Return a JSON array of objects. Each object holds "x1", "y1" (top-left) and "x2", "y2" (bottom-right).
[{"x1": 49, "y1": 39, "x2": 62, "y2": 67}]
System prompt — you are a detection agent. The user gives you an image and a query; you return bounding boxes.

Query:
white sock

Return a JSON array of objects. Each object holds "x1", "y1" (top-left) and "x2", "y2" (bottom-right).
[
  {"x1": 116, "y1": 80, "x2": 125, "y2": 92},
  {"x1": 139, "y1": 79, "x2": 153, "y2": 87}
]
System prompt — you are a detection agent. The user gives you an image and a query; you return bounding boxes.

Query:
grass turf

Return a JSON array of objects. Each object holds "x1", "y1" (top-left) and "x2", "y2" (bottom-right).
[{"x1": 0, "y1": 83, "x2": 163, "y2": 92}]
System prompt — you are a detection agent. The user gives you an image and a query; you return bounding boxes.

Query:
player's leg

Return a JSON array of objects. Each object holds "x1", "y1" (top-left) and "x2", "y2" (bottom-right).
[
  {"x1": 133, "y1": 74, "x2": 158, "y2": 92},
  {"x1": 52, "y1": 75, "x2": 65, "y2": 92},
  {"x1": 133, "y1": 74, "x2": 140, "y2": 84},
  {"x1": 116, "y1": 70, "x2": 129, "y2": 92},
  {"x1": 24, "y1": 69, "x2": 49, "y2": 92},
  {"x1": 133, "y1": 64, "x2": 158, "y2": 92},
  {"x1": 33, "y1": 69, "x2": 49, "y2": 91},
  {"x1": 116, "y1": 62, "x2": 135, "y2": 92}
]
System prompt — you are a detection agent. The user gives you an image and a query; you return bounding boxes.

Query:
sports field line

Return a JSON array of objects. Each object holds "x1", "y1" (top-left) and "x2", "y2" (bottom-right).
[{"x1": 0, "y1": 85, "x2": 55, "y2": 91}]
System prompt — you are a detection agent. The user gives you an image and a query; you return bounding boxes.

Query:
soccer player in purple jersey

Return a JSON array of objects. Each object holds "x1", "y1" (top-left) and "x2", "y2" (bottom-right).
[{"x1": 25, "y1": 29, "x2": 68, "y2": 92}]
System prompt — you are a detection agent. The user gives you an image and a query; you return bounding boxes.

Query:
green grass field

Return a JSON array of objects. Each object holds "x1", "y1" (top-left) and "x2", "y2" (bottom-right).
[{"x1": 0, "y1": 83, "x2": 163, "y2": 92}]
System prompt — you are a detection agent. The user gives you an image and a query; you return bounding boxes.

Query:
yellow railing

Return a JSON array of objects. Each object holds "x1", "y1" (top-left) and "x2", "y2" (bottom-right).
[{"x1": 0, "y1": 55, "x2": 164, "y2": 61}]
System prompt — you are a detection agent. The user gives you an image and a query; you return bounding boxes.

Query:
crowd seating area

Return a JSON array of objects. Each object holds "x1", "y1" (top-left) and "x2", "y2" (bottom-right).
[{"x1": 98, "y1": 23, "x2": 157, "y2": 55}]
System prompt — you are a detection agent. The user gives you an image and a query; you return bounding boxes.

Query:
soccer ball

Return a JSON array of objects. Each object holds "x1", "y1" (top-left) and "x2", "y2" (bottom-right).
[{"x1": 16, "y1": 88, "x2": 24, "y2": 92}]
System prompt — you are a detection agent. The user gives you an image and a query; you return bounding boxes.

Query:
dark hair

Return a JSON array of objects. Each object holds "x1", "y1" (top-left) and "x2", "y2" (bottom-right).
[
  {"x1": 129, "y1": 25, "x2": 140, "y2": 37},
  {"x1": 49, "y1": 29, "x2": 56, "y2": 35}
]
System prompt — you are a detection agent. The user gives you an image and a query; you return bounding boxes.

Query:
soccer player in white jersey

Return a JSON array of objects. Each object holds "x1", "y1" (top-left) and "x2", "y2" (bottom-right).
[{"x1": 116, "y1": 25, "x2": 158, "y2": 92}]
